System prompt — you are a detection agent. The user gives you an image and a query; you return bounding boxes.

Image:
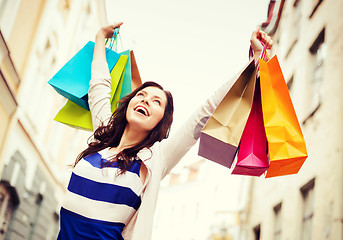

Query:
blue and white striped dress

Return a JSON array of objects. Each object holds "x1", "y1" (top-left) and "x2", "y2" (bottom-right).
[{"x1": 57, "y1": 148, "x2": 144, "y2": 240}]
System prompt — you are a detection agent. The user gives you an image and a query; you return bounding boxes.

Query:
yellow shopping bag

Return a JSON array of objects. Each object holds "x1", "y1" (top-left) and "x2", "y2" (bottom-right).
[{"x1": 54, "y1": 54, "x2": 128, "y2": 131}]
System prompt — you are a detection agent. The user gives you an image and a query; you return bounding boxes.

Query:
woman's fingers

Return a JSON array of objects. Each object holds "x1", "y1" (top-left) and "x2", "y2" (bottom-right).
[
  {"x1": 251, "y1": 29, "x2": 259, "y2": 39},
  {"x1": 257, "y1": 30, "x2": 273, "y2": 49},
  {"x1": 266, "y1": 37, "x2": 273, "y2": 49},
  {"x1": 250, "y1": 28, "x2": 273, "y2": 60},
  {"x1": 98, "y1": 22, "x2": 123, "y2": 38},
  {"x1": 112, "y1": 22, "x2": 123, "y2": 29},
  {"x1": 250, "y1": 29, "x2": 263, "y2": 53}
]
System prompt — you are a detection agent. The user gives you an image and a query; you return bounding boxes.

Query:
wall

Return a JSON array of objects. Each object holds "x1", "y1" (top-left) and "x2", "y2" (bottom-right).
[{"x1": 243, "y1": 0, "x2": 343, "y2": 239}]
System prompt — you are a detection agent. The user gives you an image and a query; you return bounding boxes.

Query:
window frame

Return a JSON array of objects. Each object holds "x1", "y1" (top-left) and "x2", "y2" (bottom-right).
[
  {"x1": 273, "y1": 202, "x2": 282, "y2": 240},
  {"x1": 303, "y1": 28, "x2": 326, "y2": 124},
  {"x1": 309, "y1": 0, "x2": 323, "y2": 18},
  {"x1": 300, "y1": 179, "x2": 315, "y2": 240}
]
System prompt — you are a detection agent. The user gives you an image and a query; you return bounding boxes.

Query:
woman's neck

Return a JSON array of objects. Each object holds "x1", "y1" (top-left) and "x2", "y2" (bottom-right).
[{"x1": 111, "y1": 124, "x2": 148, "y2": 154}]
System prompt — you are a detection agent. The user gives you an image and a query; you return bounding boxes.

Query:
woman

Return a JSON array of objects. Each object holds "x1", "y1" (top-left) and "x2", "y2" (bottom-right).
[{"x1": 57, "y1": 22, "x2": 272, "y2": 240}]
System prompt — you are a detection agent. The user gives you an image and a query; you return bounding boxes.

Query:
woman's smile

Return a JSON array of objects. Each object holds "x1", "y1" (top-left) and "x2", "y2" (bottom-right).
[{"x1": 134, "y1": 105, "x2": 149, "y2": 116}]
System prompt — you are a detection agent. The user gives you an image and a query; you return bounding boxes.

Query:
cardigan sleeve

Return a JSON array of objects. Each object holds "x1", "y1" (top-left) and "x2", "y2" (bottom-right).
[
  {"x1": 158, "y1": 74, "x2": 238, "y2": 178},
  {"x1": 88, "y1": 60, "x2": 113, "y2": 131},
  {"x1": 158, "y1": 58, "x2": 257, "y2": 177}
]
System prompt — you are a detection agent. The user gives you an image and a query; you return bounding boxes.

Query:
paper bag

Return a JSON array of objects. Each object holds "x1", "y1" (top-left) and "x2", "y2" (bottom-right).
[
  {"x1": 48, "y1": 41, "x2": 120, "y2": 110},
  {"x1": 259, "y1": 56, "x2": 308, "y2": 178},
  {"x1": 198, "y1": 59, "x2": 257, "y2": 168},
  {"x1": 232, "y1": 78, "x2": 269, "y2": 176},
  {"x1": 54, "y1": 55, "x2": 128, "y2": 131}
]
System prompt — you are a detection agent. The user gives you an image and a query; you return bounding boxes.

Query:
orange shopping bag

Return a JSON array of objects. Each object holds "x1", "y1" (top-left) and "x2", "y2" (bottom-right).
[{"x1": 259, "y1": 56, "x2": 308, "y2": 178}]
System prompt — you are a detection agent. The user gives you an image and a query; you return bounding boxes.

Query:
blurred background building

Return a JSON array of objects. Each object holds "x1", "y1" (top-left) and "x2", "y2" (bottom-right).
[
  {"x1": 0, "y1": 0, "x2": 106, "y2": 239},
  {"x1": 151, "y1": 0, "x2": 343, "y2": 240},
  {"x1": 239, "y1": 0, "x2": 343, "y2": 240},
  {"x1": 152, "y1": 158, "x2": 250, "y2": 240},
  {"x1": 0, "y1": 0, "x2": 342, "y2": 239}
]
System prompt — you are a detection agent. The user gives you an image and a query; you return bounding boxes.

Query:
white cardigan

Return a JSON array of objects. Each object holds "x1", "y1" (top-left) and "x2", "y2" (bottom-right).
[{"x1": 88, "y1": 60, "x2": 237, "y2": 240}]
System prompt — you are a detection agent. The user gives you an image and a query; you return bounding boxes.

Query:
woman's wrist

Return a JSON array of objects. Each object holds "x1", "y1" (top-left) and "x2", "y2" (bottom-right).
[
  {"x1": 252, "y1": 51, "x2": 262, "y2": 60},
  {"x1": 96, "y1": 29, "x2": 107, "y2": 40}
]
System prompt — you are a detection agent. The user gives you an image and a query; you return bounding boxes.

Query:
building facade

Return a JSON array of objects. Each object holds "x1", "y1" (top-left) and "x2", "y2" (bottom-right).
[
  {"x1": 242, "y1": 0, "x2": 343, "y2": 239},
  {"x1": 152, "y1": 154, "x2": 252, "y2": 240},
  {"x1": 0, "y1": 0, "x2": 107, "y2": 239}
]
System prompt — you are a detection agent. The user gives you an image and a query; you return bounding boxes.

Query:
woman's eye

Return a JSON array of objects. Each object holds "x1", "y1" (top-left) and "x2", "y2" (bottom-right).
[
  {"x1": 137, "y1": 93, "x2": 144, "y2": 97},
  {"x1": 153, "y1": 100, "x2": 161, "y2": 105}
]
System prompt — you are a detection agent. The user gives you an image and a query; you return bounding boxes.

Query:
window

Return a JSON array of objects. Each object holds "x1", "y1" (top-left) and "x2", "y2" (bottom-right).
[
  {"x1": 300, "y1": 179, "x2": 315, "y2": 240},
  {"x1": 0, "y1": 184, "x2": 14, "y2": 238},
  {"x1": 253, "y1": 224, "x2": 261, "y2": 240},
  {"x1": 304, "y1": 29, "x2": 326, "y2": 122},
  {"x1": 0, "y1": 71, "x2": 17, "y2": 116},
  {"x1": 287, "y1": 75, "x2": 294, "y2": 97},
  {"x1": 293, "y1": 0, "x2": 302, "y2": 41},
  {"x1": 58, "y1": 0, "x2": 72, "y2": 23},
  {"x1": 274, "y1": 203, "x2": 282, "y2": 240},
  {"x1": 0, "y1": 0, "x2": 21, "y2": 40},
  {"x1": 286, "y1": 0, "x2": 302, "y2": 58}
]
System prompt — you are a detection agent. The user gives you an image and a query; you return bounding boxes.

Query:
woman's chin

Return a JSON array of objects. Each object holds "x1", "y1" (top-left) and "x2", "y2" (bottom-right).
[{"x1": 126, "y1": 120, "x2": 154, "y2": 133}]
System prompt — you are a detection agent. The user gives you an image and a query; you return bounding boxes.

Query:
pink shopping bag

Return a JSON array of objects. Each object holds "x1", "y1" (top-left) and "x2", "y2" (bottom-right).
[{"x1": 231, "y1": 78, "x2": 269, "y2": 176}]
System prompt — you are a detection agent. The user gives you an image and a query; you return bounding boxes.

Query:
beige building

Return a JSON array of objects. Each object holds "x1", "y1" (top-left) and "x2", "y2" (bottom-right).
[
  {"x1": 242, "y1": 0, "x2": 343, "y2": 239},
  {"x1": 0, "y1": 0, "x2": 107, "y2": 239},
  {"x1": 152, "y1": 150, "x2": 251, "y2": 240}
]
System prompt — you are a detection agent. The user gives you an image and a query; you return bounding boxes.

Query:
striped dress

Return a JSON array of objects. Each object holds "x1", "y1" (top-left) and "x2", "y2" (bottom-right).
[{"x1": 57, "y1": 148, "x2": 144, "y2": 240}]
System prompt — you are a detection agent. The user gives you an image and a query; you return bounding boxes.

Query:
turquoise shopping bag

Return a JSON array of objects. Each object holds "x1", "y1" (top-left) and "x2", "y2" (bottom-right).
[
  {"x1": 120, "y1": 50, "x2": 132, "y2": 99},
  {"x1": 48, "y1": 41, "x2": 120, "y2": 110}
]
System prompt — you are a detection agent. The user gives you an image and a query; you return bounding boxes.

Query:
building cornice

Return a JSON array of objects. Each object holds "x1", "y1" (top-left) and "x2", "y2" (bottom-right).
[{"x1": 262, "y1": 0, "x2": 286, "y2": 35}]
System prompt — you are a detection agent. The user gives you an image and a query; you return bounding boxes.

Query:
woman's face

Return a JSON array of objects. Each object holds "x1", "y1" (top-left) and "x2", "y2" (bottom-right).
[{"x1": 126, "y1": 86, "x2": 167, "y2": 132}]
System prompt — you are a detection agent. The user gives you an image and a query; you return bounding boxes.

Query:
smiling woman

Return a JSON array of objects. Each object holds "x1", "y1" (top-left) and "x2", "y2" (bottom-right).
[
  {"x1": 56, "y1": 22, "x2": 273, "y2": 240},
  {"x1": 74, "y1": 81, "x2": 174, "y2": 176}
]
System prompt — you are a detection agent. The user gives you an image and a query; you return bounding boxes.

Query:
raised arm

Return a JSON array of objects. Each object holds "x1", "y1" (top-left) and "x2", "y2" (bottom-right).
[
  {"x1": 88, "y1": 22, "x2": 123, "y2": 131},
  {"x1": 159, "y1": 29, "x2": 273, "y2": 177}
]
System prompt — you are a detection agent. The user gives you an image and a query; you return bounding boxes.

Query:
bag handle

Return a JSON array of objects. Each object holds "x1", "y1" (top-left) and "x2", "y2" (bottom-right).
[
  {"x1": 105, "y1": 28, "x2": 123, "y2": 51},
  {"x1": 259, "y1": 40, "x2": 270, "y2": 61},
  {"x1": 249, "y1": 40, "x2": 270, "y2": 61}
]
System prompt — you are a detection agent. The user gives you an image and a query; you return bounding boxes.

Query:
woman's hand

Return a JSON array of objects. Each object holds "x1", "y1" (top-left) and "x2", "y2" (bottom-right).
[
  {"x1": 96, "y1": 22, "x2": 123, "y2": 39},
  {"x1": 250, "y1": 29, "x2": 273, "y2": 60},
  {"x1": 93, "y1": 22, "x2": 123, "y2": 62}
]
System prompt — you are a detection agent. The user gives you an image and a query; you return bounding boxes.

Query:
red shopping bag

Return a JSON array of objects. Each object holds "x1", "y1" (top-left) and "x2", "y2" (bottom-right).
[{"x1": 231, "y1": 77, "x2": 269, "y2": 176}]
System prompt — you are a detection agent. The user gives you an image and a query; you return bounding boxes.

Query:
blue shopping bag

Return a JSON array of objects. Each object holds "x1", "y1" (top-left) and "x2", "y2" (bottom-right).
[{"x1": 48, "y1": 41, "x2": 120, "y2": 110}]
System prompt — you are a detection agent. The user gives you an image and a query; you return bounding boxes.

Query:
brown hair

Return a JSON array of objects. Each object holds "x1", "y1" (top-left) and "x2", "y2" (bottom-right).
[{"x1": 73, "y1": 81, "x2": 174, "y2": 174}]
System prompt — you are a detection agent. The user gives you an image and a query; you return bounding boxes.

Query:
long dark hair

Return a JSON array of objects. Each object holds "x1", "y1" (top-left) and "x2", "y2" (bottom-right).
[{"x1": 73, "y1": 81, "x2": 174, "y2": 174}]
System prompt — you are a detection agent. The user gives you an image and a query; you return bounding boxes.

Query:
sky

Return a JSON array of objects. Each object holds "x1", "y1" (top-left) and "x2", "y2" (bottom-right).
[{"x1": 105, "y1": 0, "x2": 270, "y2": 169}]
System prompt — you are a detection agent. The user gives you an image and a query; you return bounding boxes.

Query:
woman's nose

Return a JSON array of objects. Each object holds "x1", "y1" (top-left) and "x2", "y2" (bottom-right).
[{"x1": 141, "y1": 98, "x2": 149, "y2": 106}]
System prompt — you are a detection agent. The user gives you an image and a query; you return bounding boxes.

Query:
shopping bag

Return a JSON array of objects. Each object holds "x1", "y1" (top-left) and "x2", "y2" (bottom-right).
[
  {"x1": 54, "y1": 50, "x2": 143, "y2": 131},
  {"x1": 48, "y1": 41, "x2": 120, "y2": 110},
  {"x1": 231, "y1": 78, "x2": 269, "y2": 176},
  {"x1": 259, "y1": 56, "x2": 308, "y2": 178},
  {"x1": 110, "y1": 50, "x2": 144, "y2": 111},
  {"x1": 119, "y1": 50, "x2": 132, "y2": 99},
  {"x1": 54, "y1": 54, "x2": 128, "y2": 131},
  {"x1": 53, "y1": 100, "x2": 93, "y2": 131},
  {"x1": 110, "y1": 51, "x2": 130, "y2": 111},
  {"x1": 129, "y1": 51, "x2": 142, "y2": 92},
  {"x1": 198, "y1": 59, "x2": 257, "y2": 168},
  {"x1": 119, "y1": 51, "x2": 142, "y2": 99}
]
